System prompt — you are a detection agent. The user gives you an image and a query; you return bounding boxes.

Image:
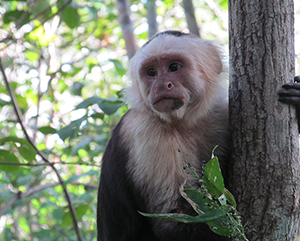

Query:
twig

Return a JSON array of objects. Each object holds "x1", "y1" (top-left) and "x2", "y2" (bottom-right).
[
  {"x1": 0, "y1": 58, "x2": 83, "y2": 241},
  {"x1": 0, "y1": 161, "x2": 101, "y2": 167},
  {"x1": 0, "y1": 182, "x2": 97, "y2": 217}
]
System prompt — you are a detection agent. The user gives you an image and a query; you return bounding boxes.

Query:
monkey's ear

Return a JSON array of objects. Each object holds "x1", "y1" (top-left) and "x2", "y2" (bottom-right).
[
  {"x1": 198, "y1": 42, "x2": 223, "y2": 80},
  {"x1": 207, "y1": 43, "x2": 223, "y2": 75}
]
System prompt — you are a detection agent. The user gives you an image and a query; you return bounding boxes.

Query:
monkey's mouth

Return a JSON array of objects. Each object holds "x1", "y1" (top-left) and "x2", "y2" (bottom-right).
[{"x1": 152, "y1": 98, "x2": 184, "y2": 112}]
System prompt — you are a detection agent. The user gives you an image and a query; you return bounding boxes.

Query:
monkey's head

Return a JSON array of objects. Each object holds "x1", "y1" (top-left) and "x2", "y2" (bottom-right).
[{"x1": 126, "y1": 31, "x2": 224, "y2": 125}]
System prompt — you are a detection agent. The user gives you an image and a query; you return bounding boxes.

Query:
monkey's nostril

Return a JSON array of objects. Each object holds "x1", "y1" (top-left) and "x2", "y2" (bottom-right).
[{"x1": 166, "y1": 82, "x2": 174, "y2": 90}]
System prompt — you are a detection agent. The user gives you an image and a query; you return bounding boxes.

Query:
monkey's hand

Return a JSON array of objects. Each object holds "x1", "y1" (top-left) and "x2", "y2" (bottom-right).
[{"x1": 278, "y1": 76, "x2": 300, "y2": 133}]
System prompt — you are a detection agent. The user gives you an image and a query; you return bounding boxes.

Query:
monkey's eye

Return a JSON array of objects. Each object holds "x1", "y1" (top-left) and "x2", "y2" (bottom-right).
[
  {"x1": 147, "y1": 68, "x2": 157, "y2": 77},
  {"x1": 168, "y1": 63, "x2": 181, "y2": 72}
]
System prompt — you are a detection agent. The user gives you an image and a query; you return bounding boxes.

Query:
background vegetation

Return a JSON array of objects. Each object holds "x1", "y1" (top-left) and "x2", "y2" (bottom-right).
[{"x1": 0, "y1": 0, "x2": 299, "y2": 240}]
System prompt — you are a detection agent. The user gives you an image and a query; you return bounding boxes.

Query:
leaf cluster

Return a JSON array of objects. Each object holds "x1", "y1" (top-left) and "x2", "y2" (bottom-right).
[{"x1": 140, "y1": 152, "x2": 248, "y2": 241}]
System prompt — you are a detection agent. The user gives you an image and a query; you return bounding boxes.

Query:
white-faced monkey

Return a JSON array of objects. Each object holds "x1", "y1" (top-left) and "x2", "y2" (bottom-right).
[{"x1": 97, "y1": 30, "x2": 300, "y2": 241}]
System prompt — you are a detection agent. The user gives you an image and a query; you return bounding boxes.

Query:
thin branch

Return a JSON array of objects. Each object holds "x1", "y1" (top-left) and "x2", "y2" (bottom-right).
[
  {"x1": 0, "y1": 182, "x2": 97, "y2": 217},
  {"x1": 0, "y1": 58, "x2": 83, "y2": 241},
  {"x1": 204, "y1": 0, "x2": 227, "y2": 31},
  {"x1": 0, "y1": 161, "x2": 101, "y2": 167}
]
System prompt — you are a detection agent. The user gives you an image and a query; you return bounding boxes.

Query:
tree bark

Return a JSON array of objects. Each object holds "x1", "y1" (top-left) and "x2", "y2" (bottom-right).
[
  {"x1": 182, "y1": 0, "x2": 200, "y2": 37},
  {"x1": 116, "y1": 0, "x2": 137, "y2": 59},
  {"x1": 228, "y1": 1, "x2": 300, "y2": 240},
  {"x1": 146, "y1": 0, "x2": 158, "y2": 39}
]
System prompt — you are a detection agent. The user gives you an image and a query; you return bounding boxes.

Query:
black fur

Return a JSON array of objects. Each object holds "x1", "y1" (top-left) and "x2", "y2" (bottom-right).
[
  {"x1": 142, "y1": 30, "x2": 192, "y2": 49},
  {"x1": 97, "y1": 112, "x2": 158, "y2": 241},
  {"x1": 278, "y1": 75, "x2": 300, "y2": 133}
]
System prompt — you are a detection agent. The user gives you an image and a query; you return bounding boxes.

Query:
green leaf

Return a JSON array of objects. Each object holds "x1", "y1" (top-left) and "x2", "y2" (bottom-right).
[
  {"x1": 61, "y1": 6, "x2": 80, "y2": 29},
  {"x1": 207, "y1": 215, "x2": 232, "y2": 237},
  {"x1": 57, "y1": 116, "x2": 86, "y2": 141},
  {"x1": 76, "y1": 96, "x2": 123, "y2": 115},
  {"x1": 90, "y1": 112, "x2": 105, "y2": 120},
  {"x1": 3, "y1": 10, "x2": 30, "y2": 25},
  {"x1": 52, "y1": 208, "x2": 64, "y2": 222},
  {"x1": 139, "y1": 205, "x2": 231, "y2": 224},
  {"x1": 76, "y1": 96, "x2": 102, "y2": 109},
  {"x1": 0, "y1": 99, "x2": 11, "y2": 106},
  {"x1": 98, "y1": 99, "x2": 123, "y2": 115},
  {"x1": 32, "y1": 0, "x2": 51, "y2": 19},
  {"x1": 183, "y1": 189, "x2": 214, "y2": 214},
  {"x1": 204, "y1": 156, "x2": 225, "y2": 198},
  {"x1": 38, "y1": 126, "x2": 57, "y2": 135},
  {"x1": 223, "y1": 188, "x2": 236, "y2": 208},
  {"x1": 71, "y1": 81, "x2": 84, "y2": 96},
  {"x1": 61, "y1": 204, "x2": 89, "y2": 228},
  {"x1": 0, "y1": 137, "x2": 36, "y2": 162},
  {"x1": 17, "y1": 144, "x2": 36, "y2": 162},
  {"x1": 109, "y1": 59, "x2": 126, "y2": 76},
  {"x1": 0, "y1": 150, "x2": 20, "y2": 173}
]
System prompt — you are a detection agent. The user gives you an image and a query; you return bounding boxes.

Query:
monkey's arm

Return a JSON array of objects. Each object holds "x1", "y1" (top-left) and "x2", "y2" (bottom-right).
[
  {"x1": 278, "y1": 76, "x2": 300, "y2": 133},
  {"x1": 97, "y1": 114, "x2": 156, "y2": 241}
]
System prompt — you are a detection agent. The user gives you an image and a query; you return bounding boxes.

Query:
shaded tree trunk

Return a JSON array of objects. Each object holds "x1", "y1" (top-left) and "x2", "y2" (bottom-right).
[
  {"x1": 182, "y1": 0, "x2": 200, "y2": 37},
  {"x1": 228, "y1": 0, "x2": 300, "y2": 240},
  {"x1": 146, "y1": 0, "x2": 158, "y2": 38},
  {"x1": 116, "y1": 0, "x2": 137, "y2": 59}
]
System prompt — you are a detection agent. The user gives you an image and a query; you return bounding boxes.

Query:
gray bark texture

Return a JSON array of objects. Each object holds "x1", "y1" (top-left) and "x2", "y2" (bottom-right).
[
  {"x1": 116, "y1": 0, "x2": 137, "y2": 59},
  {"x1": 146, "y1": 0, "x2": 158, "y2": 38},
  {"x1": 228, "y1": 1, "x2": 300, "y2": 240},
  {"x1": 182, "y1": 0, "x2": 200, "y2": 37}
]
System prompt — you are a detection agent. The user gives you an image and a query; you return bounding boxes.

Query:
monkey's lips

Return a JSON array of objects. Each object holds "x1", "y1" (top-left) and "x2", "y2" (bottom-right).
[{"x1": 152, "y1": 98, "x2": 184, "y2": 112}]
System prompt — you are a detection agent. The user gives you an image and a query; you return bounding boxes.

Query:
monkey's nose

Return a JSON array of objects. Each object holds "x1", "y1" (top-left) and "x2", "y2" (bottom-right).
[{"x1": 165, "y1": 82, "x2": 174, "y2": 91}]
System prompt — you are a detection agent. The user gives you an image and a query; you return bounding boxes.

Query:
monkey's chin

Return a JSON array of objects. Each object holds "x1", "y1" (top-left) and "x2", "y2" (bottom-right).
[{"x1": 152, "y1": 98, "x2": 184, "y2": 113}]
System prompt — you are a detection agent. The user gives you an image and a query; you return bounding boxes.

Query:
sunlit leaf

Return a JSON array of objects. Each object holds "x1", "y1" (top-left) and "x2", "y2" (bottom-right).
[{"x1": 25, "y1": 50, "x2": 40, "y2": 64}]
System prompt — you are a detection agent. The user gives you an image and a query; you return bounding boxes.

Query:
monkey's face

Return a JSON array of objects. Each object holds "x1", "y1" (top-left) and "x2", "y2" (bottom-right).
[
  {"x1": 139, "y1": 53, "x2": 192, "y2": 114},
  {"x1": 127, "y1": 33, "x2": 223, "y2": 124}
]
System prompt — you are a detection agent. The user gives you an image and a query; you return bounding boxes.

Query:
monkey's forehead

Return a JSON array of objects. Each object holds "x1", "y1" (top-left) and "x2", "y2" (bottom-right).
[
  {"x1": 130, "y1": 33, "x2": 211, "y2": 69},
  {"x1": 143, "y1": 31, "x2": 192, "y2": 48},
  {"x1": 136, "y1": 35, "x2": 199, "y2": 60}
]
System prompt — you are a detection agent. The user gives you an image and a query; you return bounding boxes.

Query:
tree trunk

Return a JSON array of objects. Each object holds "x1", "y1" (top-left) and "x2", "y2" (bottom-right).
[
  {"x1": 146, "y1": 0, "x2": 158, "y2": 39},
  {"x1": 116, "y1": 0, "x2": 137, "y2": 59},
  {"x1": 228, "y1": 0, "x2": 300, "y2": 240},
  {"x1": 182, "y1": 0, "x2": 200, "y2": 37}
]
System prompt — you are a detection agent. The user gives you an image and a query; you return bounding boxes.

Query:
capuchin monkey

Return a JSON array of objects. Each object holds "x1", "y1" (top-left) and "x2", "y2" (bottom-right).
[{"x1": 97, "y1": 30, "x2": 300, "y2": 241}]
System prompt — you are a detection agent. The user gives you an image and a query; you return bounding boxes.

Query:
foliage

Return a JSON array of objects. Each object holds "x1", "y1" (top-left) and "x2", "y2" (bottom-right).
[
  {"x1": 140, "y1": 151, "x2": 248, "y2": 241},
  {"x1": 0, "y1": 0, "x2": 129, "y2": 240},
  {"x1": 0, "y1": 0, "x2": 299, "y2": 240}
]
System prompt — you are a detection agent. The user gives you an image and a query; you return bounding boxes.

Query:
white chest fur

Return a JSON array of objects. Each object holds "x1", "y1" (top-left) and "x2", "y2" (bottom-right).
[{"x1": 121, "y1": 110, "x2": 202, "y2": 213}]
